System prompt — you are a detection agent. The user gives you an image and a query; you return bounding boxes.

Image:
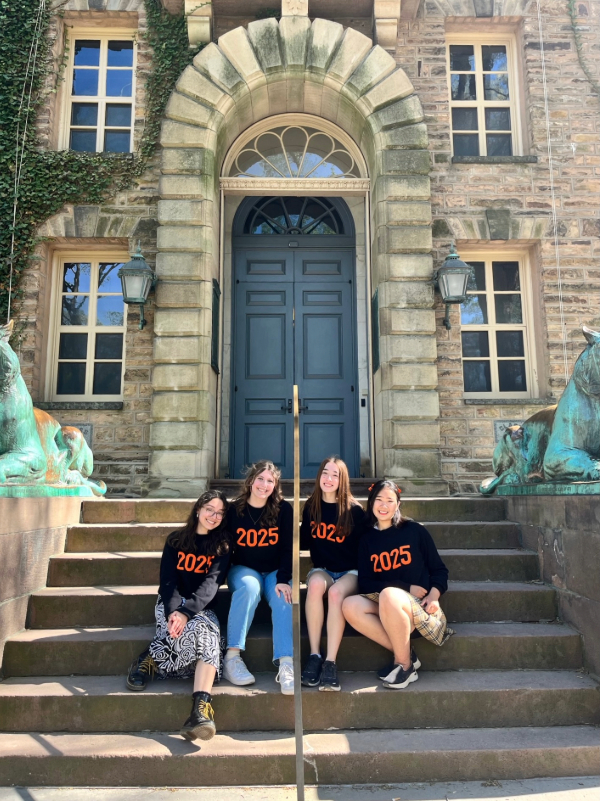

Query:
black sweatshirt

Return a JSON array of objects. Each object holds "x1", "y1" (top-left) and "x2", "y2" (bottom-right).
[
  {"x1": 357, "y1": 520, "x2": 448, "y2": 597},
  {"x1": 158, "y1": 534, "x2": 230, "y2": 619},
  {"x1": 300, "y1": 501, "x2": 365, "y2": 573},
  {"x1": 228, "y1": 500, "x2": 293, "y2": 584}
]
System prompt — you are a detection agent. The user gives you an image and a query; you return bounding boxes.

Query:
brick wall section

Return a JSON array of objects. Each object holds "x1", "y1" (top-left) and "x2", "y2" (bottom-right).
[{"x1": 398, "y1": 0, "x2": 600, "y2": 492}]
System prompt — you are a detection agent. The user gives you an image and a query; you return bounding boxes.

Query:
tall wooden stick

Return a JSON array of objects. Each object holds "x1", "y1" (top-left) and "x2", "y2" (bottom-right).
[{"x1": 292, "y1": 384, "x2": 305, "y2": 800}]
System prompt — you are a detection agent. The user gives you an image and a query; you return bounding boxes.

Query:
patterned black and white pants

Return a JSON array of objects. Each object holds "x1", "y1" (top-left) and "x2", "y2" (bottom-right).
[{"x1": 148, "y1": 596, "x2": 225, "y2": 681}]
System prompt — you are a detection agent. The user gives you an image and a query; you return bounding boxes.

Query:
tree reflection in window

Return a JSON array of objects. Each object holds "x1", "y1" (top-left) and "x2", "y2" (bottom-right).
[
  {"x1": 244, "y1": 197, "x2": 345, "y2": 235},
  {"x1": 232, "y1": 126, "x2": 359, "y2": 179}
]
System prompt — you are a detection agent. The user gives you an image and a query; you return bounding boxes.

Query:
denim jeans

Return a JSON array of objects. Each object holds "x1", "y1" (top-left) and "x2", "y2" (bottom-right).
[{"x1": 227, "y1": 564, "x2": 293, "y2": 662}]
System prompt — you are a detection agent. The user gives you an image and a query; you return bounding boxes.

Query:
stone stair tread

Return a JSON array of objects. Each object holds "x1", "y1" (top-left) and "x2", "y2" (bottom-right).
[
  {"x1": 0, "y1": 727, "x2": 598, "y2": 786},
  {"x1": 1, "y1": 669, "x2": 597, "y2": 697},
  {"x1": 6, "y1": 621, "x2": 578, "y2": 644},
  {"x1": 31, "y1": 580, "x2": 554, "y2": 599}
]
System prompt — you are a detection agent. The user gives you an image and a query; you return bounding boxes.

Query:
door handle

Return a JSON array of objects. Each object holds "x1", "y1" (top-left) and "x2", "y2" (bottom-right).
[
  {"x1": 298, "y1": 399, "x2": 308, "y2": 413},
  {"x1": 282, "y1": 399, "x2": 292, "y2": 413}
]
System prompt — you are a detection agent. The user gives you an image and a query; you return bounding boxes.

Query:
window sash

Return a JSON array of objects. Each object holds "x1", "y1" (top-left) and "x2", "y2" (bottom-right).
[
  {"x1": 50, "y1": 256, "x2": 127, "y2": 401},
  {"x1": 63, "y1": 31, "x2": 136, "y2": 154},
  {"x1": 460, "y1": 256, "x2": 534, "y2": 398},
  {"x1": 447, "y1": 36, "x2": 520, "y2": 157}
]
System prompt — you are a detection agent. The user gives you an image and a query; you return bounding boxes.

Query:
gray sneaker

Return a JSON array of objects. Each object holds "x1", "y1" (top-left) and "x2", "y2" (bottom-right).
[{"x1": 223, "y1": 654, "x2": 255, "y2": 686}]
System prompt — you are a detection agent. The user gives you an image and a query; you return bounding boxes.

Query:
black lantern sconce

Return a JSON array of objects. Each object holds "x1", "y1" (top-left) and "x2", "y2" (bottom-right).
[
  {"x1": 118, "y1": 244, "x2": 156, "y2": 330},
  {"x1": 433, "y1": 244, "x2": 474, "y2": 330}
]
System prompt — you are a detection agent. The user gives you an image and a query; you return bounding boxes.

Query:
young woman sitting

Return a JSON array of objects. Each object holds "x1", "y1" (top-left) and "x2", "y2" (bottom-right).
[
  {"x1": 223, "y1": 460, "x2": 294, "y2": 695},
  {"x1": 342, "y1": 479, "x2": 453, "y2": 689},
  {"x1": 300, "y1": 457, "x2": 365, "y2": 691},
  {"x1": 126, "y1": 490, "x2": 230, "y2": 741}
]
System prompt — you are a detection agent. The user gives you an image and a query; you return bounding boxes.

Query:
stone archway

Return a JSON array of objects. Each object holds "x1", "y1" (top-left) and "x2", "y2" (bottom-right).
[{"x1": 148, "y1": 15, "x2": 444, "y2": 497}]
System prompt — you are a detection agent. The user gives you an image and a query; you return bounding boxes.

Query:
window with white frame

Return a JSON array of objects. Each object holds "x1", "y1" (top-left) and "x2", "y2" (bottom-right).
[
  {"x1": 51, "y1": 257, "x2": 127, "y2": 400},
  {"x1": 63, "y1": 33, "x2": 135, "y2": 153},
  {"x1": 447, "y1": 36, "x2": 521, "y2": 157},
  {"x1": 460, "y1": 254, "x2": 536, "y2": 397}
]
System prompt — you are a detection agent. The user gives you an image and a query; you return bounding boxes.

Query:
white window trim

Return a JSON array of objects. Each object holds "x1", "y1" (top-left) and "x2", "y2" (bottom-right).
[
  {"x1": 458, "y1": 248, "x2": 539, "y2": 399},
  {"x1": 47, "y1": 250, "x2": 128, "y2": 401},
  {"x1": 60, "y1": 28, "x2": 137, "y2": 153},
  {"x1": 446, "y1": 33, "x2": 523, "y2": 157}
]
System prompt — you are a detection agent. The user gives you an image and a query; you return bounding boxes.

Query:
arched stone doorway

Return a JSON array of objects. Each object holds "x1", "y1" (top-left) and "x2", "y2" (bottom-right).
[{"x1": 148, "y1": 16, "x2": 444, "y2": 497}]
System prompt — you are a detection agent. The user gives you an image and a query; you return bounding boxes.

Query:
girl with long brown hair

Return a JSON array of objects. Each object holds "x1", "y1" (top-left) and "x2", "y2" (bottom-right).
[
  {"x1": 300, "y1": 457, "x2": 365, "y2": 691},
  {"x1": 342, "y1": 479, "x2": 452, "y2": 690},
  {"x1": 223, "y1": 460, "x2": 294, "y2": 695},
  {"x1": 126, "y1": 490, "x2": 230, "y2": 741}
]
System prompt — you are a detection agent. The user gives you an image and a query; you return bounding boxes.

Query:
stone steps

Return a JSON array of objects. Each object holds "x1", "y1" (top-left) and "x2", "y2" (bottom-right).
[
  {"x1": 46, "y1": 549, "x2": 539, "y2": 586},
  {"x1": 65, "y1": 520, "x2": 522, "y2": 552},
  {"x1": 1, "y1": 727, "x2": 599, "y2": 787},
  {"x1": 3, "y1": 622, "x2": 583, "y2": 678},
  {"x1": 0, "y1": 671, "x2": 598, "y2": 733},
  {"x1": 80, "y1": 497, "x2": 509, "y2": 524},
  {"x1": 27, "y1": 581, "x2": 557, "y2": 629}
]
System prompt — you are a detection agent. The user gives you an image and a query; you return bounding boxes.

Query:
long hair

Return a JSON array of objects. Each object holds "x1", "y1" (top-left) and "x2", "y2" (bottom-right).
[
  {"x1": 235, "y1": 460, "x2": 283, "y2": 528},
  {"x1": 364, "y1": 479, "x2": 405, "y2": 528},
  {"x1": 167, "y1": 490, "x2": 230, "y2": 555},
  {"x1": 306, "y1": 456, "x2": 358, "y2": 538}
]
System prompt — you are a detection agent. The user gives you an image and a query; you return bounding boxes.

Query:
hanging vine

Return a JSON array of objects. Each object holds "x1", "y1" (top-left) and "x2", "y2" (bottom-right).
[
  {"x1": 567, "y1": 0, "x2": 600, "y2": 100},
  {"x1": 0, "y1": 0, "x2": 201, "y2": 323}
]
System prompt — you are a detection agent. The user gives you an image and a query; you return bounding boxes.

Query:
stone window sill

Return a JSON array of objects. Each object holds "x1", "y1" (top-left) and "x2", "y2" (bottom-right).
[
  {"x1": 36, "y1": 402, "x2": 124, "y2": 411},
  {"x1": 452, "y1": 156, "x2": 538, "y2": 164},
  {"x1": 464, "y1": 398, "x2": 554, "y2": 406}
]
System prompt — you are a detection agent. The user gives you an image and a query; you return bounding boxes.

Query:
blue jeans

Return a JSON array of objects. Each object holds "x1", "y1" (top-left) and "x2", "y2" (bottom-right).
[{"x1": 227, "y1": 564, "x2": 293, "y2": 662}]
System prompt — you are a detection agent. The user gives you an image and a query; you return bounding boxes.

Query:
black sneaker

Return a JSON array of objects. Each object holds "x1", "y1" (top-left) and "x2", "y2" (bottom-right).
[
  {"x1": 382, "y1": 661, "x2": 419, "y2": 690},
  {"x1": 319, "y1": 660, "x2": 340, "y2": 692},
  {"x1": 126, "y1": 648, "x2": 157, "y2": 691},
  {"x1": 301, "y1": 653, "x2": 323, "y2": 686},
  {"x1": 180, "y1": 692, "x2": 216, "y2": 741},
  {"x1": 377, "y1": 648, "x2": 420, "y2": 680}
]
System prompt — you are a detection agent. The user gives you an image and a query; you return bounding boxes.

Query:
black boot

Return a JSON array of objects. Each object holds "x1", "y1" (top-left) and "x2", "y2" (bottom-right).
[
  {"x1": 180, "y1": 691, "x2": 216, "y2": 741},
  {"x1": 126, "y1": 648, "x2": 157, "y2": 691}
]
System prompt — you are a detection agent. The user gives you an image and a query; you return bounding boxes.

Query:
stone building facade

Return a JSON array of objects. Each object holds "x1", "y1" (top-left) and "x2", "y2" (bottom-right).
[{"x1": 15, "y1": 0, "x2": 600, "y2": 495}]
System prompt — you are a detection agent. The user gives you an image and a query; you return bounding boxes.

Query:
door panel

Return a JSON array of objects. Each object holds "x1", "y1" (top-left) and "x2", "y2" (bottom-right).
[{"x1": 232, "y1": 247, "x2": 357, "y2": 479}]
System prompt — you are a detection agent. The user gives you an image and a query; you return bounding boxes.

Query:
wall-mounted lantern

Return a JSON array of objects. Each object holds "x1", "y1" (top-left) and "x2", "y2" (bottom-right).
[
  {"x1": 434, "y1": 244, "x2": 474, "y2": 330},
  {"x1": 118, "y1": 244, "x2": 156, "y2": 330}
]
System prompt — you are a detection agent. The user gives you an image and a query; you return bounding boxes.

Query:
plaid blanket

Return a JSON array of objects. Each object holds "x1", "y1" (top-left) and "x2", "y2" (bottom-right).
[{"x1": 362, "y1": 591, "x2": 454, "y2": 647}]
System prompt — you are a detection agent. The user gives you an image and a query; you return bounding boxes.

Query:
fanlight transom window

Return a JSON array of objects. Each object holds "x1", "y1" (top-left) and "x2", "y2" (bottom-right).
[
  {"x1": 231, "y1": 125, "x2": 360, "y2": 179},
  {"x1": 243, "y1": 197, "x2": 345, "y2": 235}
]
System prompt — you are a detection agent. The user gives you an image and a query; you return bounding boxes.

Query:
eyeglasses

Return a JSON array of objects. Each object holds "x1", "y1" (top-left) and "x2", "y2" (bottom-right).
[{"x1": 202, "y1": 506, "x2": 225, "y2": 520}]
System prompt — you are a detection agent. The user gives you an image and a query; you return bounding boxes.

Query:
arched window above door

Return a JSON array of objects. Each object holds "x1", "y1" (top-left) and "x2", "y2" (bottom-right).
[
  {"x1": 230, "y1": 124, "x2": 360, "y2": 179},
  {"x1": 243, "y1": 196, "x2": 346, "y2": 235}
]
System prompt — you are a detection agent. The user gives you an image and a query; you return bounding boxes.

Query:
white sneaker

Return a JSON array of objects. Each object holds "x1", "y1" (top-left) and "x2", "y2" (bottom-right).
[
  {"x1": 276, "y1": 661, "x2": 294, "y2": 695},
  {"x1": 223, "y1": 654, "x2": 255, "y2": 686}
]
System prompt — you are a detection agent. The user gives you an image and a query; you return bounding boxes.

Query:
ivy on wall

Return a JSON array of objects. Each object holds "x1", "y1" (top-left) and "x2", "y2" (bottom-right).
[{"x1": 0, "y1": 0, "x2": 201, "y2": 323}]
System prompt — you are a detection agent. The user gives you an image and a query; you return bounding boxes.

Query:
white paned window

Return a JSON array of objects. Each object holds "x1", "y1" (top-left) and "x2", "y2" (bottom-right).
[
  {"x1": 50, "y1": 258, "x2": 126, "y2": 400},
  {"x1": 63, "y1": 33, "x2": 136, "y2": 153},
  {"x1": 447, "y1": 36, "x2": 521, "y2": 157},
  {"x1": 460, "y1": 254, "x2": 536, "y2": 398}
]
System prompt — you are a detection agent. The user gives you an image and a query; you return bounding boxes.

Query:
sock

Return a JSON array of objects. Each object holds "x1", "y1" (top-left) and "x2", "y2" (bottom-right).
[
  {"x1": 193, "y1": 690, "x2": 211, "y2": 703},
  {"x1": 225, "y1": 649, "x2": 238, "y2": 660},
  {"x1": 279, "y1": 656, "x2": 293, "y2": 665},
  {"x1": 310, "y1": 653, "x2": 322, "y2": 658}
]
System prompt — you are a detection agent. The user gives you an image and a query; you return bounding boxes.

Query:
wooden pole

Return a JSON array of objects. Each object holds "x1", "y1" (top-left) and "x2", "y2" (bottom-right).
[{"x1": 292, "y1": 384, "x2": 305, "y2": 800}]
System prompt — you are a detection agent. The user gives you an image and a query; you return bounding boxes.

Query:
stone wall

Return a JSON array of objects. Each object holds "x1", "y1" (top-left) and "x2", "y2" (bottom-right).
[
  {"x1": 397, "y1": 0, "x2": 600, "y2": 492},
  {"x1": 9, "y1": 0, "x2": 600, "y2": 493},
  {"x1": 508, "y1": 494, "x2": 600, "y2": 678},
  {"x1": 0, "y1": 498, "x2": 81, "y2": 673}
]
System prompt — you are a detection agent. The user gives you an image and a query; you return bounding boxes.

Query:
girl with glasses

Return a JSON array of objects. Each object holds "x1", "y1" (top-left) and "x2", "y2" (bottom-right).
[
  {"x1": 223, "y1": 460, "x2": 294, "y2": 695},
  {"x1": 126, "y1": 490, "x2": 230, "y2": 741},
  {"x1": 342, "y1": 480, "x2": 453, "y2": 689},
  {"x1": 300, "y1": 456, "x2": 365, "y2": 691}
]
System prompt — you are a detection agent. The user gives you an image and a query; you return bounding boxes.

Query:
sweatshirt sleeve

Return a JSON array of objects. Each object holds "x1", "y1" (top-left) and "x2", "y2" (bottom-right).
[
  {"x1": 179, "y1": 550, "x2": 231, "y2": 618},
  {"x1": 420, "y1": 525, "x2": 449, "y2": 595},
  {"x1": 300, "y1": 503, "x2": 311, "y2": 551},
  {"x1": 158, "y1": 540, "x2": 183, "y2": 617},
  {"x1": 277, "y1": 501, "x2": 294, "y2": 585}
]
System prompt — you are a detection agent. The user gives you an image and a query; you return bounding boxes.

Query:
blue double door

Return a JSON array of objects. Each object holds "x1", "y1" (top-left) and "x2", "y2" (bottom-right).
[{"x1": 232, "y1": 247, "x2": 359, "y2": 479}]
